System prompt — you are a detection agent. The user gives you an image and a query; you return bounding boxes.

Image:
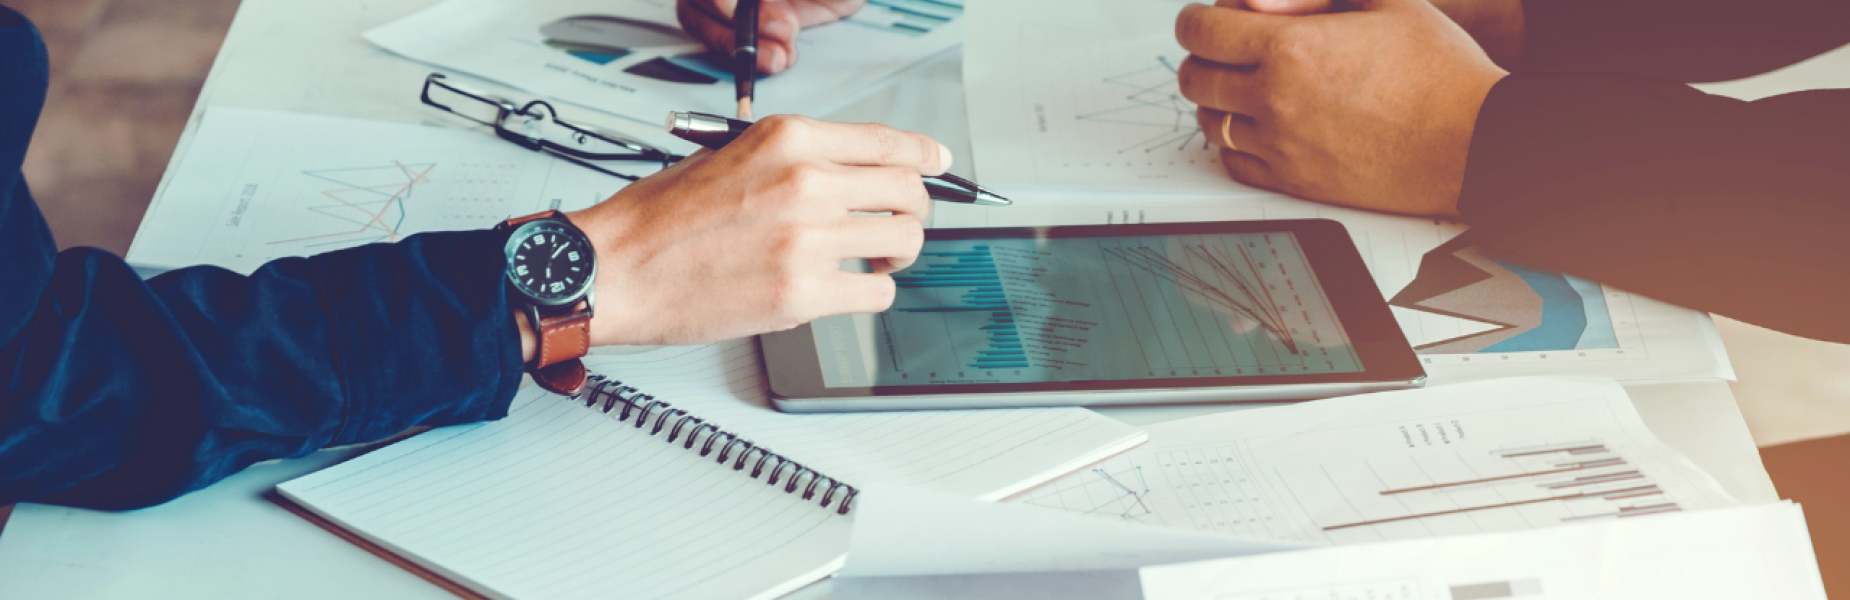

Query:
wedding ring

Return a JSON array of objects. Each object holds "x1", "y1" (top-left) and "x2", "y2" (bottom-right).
[{"x1": 1219, "y1": 112, "x2": 1239, "y2": 152}]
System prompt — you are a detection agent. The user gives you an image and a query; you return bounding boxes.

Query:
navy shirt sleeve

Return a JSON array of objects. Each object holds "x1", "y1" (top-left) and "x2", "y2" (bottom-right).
[{"x1": 0, "y1": 7, "x2": 523, "y2": 510}]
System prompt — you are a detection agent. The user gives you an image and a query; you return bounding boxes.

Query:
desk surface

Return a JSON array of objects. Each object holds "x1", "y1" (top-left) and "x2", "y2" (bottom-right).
[{"x1": 2, "y1": 0, "x2": 1839, "y2": 597}]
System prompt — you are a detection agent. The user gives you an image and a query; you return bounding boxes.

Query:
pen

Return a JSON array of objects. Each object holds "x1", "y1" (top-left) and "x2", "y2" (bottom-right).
[
  {"x1": 665, "y1": 111, "x2": 1012, "y2": 206},
  {"x1": 733, "y1": 0, "x2": 760, "y2": 119}
]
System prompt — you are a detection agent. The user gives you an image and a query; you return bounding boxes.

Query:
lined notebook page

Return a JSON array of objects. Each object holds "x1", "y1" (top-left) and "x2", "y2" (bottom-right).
[
  {"x1": 279, "y1": 339, "x2": 1143, "y2": 600},
  {"x1": 579, "y1": 340, "x2": 1148, "y2": 498}
]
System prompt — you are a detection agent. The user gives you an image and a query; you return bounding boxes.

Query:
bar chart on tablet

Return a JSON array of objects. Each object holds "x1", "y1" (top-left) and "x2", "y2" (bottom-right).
[{"x1": 869, "y1": 233, "x2": 1365, "y2": 386}]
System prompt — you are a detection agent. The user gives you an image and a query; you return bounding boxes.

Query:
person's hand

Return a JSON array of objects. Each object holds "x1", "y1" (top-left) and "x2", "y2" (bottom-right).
[
  {"x1": 558, "y1": 115, "x2": 947, "y2": 347},
  {"x1": 676, "y1": 0, "x2": 867, "y2": 75},
  {"x1": 1176, "y1": 0, "x2": 1508, "y2": 217},
  {"x1": 1239, "y1": 0, "x2": 1528, "y2": 68}
]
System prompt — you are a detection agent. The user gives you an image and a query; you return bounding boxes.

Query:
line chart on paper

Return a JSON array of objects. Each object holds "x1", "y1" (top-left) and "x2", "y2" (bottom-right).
[{"x1": 269, "y1": 162, "x2": 437, "y2": 250}]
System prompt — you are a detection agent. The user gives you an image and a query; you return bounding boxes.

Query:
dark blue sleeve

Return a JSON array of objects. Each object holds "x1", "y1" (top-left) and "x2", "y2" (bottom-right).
[{"x1": 0, "y1": 7, "x2": 524, "y2": 510}]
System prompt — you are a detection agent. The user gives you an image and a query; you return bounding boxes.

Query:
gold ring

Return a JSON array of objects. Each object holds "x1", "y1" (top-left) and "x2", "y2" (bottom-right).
[{"x1": 1219, "y1": 112, "x2": 1239, "y2": 152}]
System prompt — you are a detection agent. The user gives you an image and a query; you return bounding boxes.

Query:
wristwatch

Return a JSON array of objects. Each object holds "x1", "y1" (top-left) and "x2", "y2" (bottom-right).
[{"x1": 498, "y1": 210, "x2": 597, "y2": 395}]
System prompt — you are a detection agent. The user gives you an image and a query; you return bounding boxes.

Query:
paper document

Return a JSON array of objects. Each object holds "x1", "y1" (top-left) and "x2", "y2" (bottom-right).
[
  {"x1": 127, "y1": 107, "x2": 639, "y2": 274},
  {"x1": 1016, "y1": 377, "x2": 1740, "y2": 544},
  {"x1": 934, "y1": 194, "x2": 1734, "y2": 383},
  {"x1": 964, "y1": 0, "x2": 1248, "y2": 194},
  {"x1": 1140, "y1": 502, "x2": 1827, "y2": 600},
  {"x1": 837, "y1": 488, "x2": 1303, "y2": 600},
  {"x1": 368, "y1": 0, "x2": 963, "y2": 129}
]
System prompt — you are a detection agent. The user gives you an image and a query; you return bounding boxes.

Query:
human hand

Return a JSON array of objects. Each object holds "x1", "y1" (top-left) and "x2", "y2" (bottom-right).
[
  {"x1": 1237, "y1": 0, "x2": 1528, "y2": 68},
  {"x1": 1176, "y1": 0, "x2": 1508, "y2": 217},
  {"x1": 676, "y1": 0, "x2": 867, "y2": 75},
  {"x1": 563, "y1": 115, "x2": 947, "y2": 347}
]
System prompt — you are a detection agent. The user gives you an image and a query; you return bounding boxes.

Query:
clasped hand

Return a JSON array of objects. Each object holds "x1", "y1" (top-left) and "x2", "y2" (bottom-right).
[{"x1": 1176, "y1": 0, "x2": 1515, "y2": 217}]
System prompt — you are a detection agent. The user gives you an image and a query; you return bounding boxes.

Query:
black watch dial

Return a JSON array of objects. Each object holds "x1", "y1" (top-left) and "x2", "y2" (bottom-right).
[{"x1": 505, "y1": 219, "x2": 596, "y2": 306}]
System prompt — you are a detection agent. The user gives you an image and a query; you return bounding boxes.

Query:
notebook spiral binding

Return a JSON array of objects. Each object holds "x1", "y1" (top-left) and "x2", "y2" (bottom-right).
[{"x1": 571, "y1": 374, "x2": 860, "y2": 515}]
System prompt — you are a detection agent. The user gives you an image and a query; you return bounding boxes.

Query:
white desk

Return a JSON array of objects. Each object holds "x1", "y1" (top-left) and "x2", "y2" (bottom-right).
[{"x1": 0, "y1": 0, "x2": 1794, "y2": 598}]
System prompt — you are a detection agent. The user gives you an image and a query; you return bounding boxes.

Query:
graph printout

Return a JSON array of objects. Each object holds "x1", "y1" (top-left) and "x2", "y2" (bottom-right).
[
  {"x1": 368, "y1": 0, "x2": 964, "y2": 133},
  {"x1": 965, "y1": 0, "x2": 1259, "y2": 193},
  {"x1": 1015, "y1": 377, "x2": 1740, "y2": 545},
  {"x1": 811, "y1": 232, "x2": 1365, "y2": 388},
  {"x1": 128, "y1": 108, "x2": 635, "y2": 274}
]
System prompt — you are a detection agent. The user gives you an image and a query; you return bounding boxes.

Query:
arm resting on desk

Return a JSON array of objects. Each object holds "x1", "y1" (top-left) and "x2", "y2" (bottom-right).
[
  {"x1": 1519, "y1": 0, "x2": 1850, "y2": 81},
  {"x1": 1456, "y1": 72, "x2": 1850, "y2": 344}
]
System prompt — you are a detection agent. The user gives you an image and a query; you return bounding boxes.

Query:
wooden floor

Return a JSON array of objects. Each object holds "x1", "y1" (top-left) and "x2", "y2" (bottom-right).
[
  {"x1": 4, "y1": 1, "x2": 1850, "y2": 597},
  {"x1": 11, "y1": 0, "x2": 240, "y2": 255}
]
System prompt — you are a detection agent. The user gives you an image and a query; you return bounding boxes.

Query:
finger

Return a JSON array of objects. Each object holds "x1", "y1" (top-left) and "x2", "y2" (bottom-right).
[
  {"x1": 825, "y1": 165, "x2": 933, "y2": 217},
  {"x1": 755, "y1": 116, "x2": 952, "y2": 175},
  {"x1": 678, "y1": 0, "x2": 740, "y2": 54},
  {"x1": 781, "y1": 0, "x2": 869, "y2": 27},
  {"x1": 1195, "y1": 107, "x2": 1265, "y2": 158},
  {"x1": 822, "y1": 271, "x2": 900, "y2": 315},
  {"x1": 1230, "y1": 0, "x2": 1336, "y2": 14},
  {"x1": 1177, "y1": 55, "x2": 1260, "y2": 115},
  {"x1": 1218, "y1": 147, "x2": 1288, "y2": 194},
  {"x1": 1175, "y1": 3, "x2": 1295, "y2": 65},
  {"x1": 832, "y1": 214, "x2": 927, "y2": 272}
]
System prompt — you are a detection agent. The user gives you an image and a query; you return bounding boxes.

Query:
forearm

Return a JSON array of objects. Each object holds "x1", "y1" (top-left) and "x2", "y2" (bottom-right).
[
  {"x1": 1518, "y1": 0, "x2": 1850, "y2": 81},
  {"x1": 1, "y1": 230, "x2": 525, "y2": 509},
  {"x1": 1456, "y1": 73, "x2": 1850, "y2": 343}
]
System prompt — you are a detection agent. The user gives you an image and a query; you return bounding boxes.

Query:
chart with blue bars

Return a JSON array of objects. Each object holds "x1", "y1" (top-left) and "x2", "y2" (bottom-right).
[
  {"x1": 844, "y1": 0, "x2": 963, "y2": 37},
  {"x1": 892, "y1": 246, "x2": 1029, "y2": 371},
  {"x1": 860, "y1": 234, "x2": 1366, "y2": 386}
]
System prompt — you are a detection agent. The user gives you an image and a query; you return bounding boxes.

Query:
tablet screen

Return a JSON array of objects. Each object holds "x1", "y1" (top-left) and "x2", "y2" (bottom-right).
[{"x1": 807, "y1": 231, "x2": 1365, "y2": 387}]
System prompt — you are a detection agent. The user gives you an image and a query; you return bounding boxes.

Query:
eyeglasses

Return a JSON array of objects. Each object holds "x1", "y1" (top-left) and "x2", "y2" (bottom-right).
[{"x1": 420, "y1": 73, "x2": 683, "y2": 181}]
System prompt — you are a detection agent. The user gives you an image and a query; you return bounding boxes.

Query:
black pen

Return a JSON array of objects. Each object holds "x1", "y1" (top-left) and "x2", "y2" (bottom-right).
[
  {"x1": 733, "y1": 0, "x2": 760, "y2": 119},
  {"x1": 665, "y1": 111, "x2": 1012, "y2": 206}
]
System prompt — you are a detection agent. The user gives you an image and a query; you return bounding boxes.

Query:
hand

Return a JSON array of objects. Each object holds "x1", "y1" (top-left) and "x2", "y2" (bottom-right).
[
  {"x1": 676, "y1": 0, "x2": 868, "y2": 75},
  {"x1": 558, "y1": 115, "x2": 947, "y2": 347},
  {"x1": 1176, "y1": 0, "x2": 1508, "y2": 217},
  {"x1": 1239, "y1": 0, "x2": 1528, "y2": 68}
]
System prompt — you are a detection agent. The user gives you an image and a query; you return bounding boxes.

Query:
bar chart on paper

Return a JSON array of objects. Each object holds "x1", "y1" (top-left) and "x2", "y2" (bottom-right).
[
  {"x1": 869, "y1": 233, "x2": 1364, "y2": 386},
  {"x1": 1017, "y1": 379, "x2": 1739, "y2": 545}
]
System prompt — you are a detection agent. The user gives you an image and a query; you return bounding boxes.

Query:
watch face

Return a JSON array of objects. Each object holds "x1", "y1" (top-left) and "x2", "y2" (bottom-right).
[{"x1": 505, "y1": 219, "x2": 596, "y2": 306}]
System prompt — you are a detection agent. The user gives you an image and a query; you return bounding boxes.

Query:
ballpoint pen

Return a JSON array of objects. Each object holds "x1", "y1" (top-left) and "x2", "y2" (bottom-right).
[
  {"x1": 733, "y1": 0, "x2": 760, "y2": 119},
  {"x1": 665, "y1": 111, "x2": 1012, "y2": 206}
]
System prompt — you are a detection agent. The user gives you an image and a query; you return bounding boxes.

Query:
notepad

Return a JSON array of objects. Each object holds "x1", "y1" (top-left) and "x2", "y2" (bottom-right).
[{"x1": 277, "y1": 340, "x2": 1146, "y2": 599}]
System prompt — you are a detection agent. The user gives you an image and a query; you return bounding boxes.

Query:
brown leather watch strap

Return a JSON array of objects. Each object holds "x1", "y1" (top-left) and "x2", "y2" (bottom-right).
[
  {"x1": 529, "y1": 301, "x2": 592, "y2": 395},
  {"x1": 505, "y1": 209, "x2": 562, "y2": 227}
]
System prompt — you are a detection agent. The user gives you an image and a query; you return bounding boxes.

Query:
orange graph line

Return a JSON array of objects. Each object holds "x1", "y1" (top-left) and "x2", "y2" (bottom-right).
[{"x1": 269, "y1": 161, "x2": 436, "y2": 245}]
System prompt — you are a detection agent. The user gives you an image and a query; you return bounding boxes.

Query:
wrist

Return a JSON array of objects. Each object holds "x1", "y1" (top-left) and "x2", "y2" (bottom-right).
[
  {"x1": 515, "y1": 309, "x2": 537, "y2": 364},
  {"x1": 1463, "y1": 0, "x2": 1528, "y2": 70}
]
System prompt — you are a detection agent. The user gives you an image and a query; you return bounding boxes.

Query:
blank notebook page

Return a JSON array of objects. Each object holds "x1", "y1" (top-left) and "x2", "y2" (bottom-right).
[{"x1": 278, "y1": 339, "x2": 1144, "y2": 600}]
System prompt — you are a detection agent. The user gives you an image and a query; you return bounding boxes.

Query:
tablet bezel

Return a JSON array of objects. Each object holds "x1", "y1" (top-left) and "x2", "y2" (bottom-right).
[{"x1": 761, "y1": 219, "x2": 1425, "y2": 400}]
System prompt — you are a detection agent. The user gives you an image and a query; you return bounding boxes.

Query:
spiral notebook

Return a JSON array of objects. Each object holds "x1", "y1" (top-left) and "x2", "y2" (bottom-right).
[{"x1": 275, "y1": 340, "x2": 1146, "y2": 600}]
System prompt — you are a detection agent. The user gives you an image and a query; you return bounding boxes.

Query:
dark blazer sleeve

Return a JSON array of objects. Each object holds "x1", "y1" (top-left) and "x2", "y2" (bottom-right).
[
  {"x1": 0, "y1": 9, "x2": 524, "y2": 510},
  {"x1": 1455, "y1": 72, "x2": 1850, "y2": 344},
  {"x1": 1519, "y1": 0, "x2": 1850, "y2": 82}
]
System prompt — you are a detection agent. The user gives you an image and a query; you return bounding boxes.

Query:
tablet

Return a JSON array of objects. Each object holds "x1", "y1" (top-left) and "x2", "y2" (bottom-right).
[{"x1": 761, "y1": 219, "x2": 1425, "y2": 412}]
